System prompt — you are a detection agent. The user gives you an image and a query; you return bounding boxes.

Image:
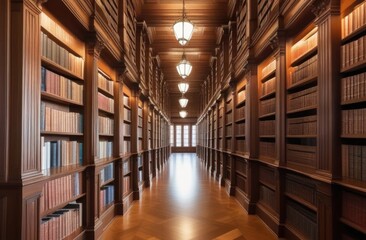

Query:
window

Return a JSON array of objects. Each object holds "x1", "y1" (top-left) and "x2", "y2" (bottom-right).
[
  {"x1": 183, "y1": 125, "x2": 189, "y2": 147},
  {"x1": 192, "y1": 125, "x2": 197, "y2": 147},
  {"x1": 176, "y1": 125, "x2": 182, "y2": 147},
  {"x1": 170, "y1": 125, "x2": 174, "y2": 146}
]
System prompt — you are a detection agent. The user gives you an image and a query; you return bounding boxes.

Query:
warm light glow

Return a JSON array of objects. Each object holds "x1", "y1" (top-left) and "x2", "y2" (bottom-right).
[
  {"x1": 179, "y1": 110, "x2": 188, "y2": 118},
  {"x1": 179, "y1": 96, "x2": 189, "y2": 108},
  {"x1": 173, "y1": 19, "x2": 194, "y2": 46},
  {"x1": 178, "y1": 82, "x2": 189, "y2": 93},
  {"x1": 176, "y1": 55, "x2": 192, "y2": 79}
]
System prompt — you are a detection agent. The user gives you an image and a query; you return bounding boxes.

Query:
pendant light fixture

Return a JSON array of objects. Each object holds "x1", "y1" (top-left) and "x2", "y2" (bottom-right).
[
  {"x1": 179, "y1": 110, "x2": 188, "y2": 118},
  {"x1": 173, "y1": 0, "x2": 194, "y2": 46},
  {"x1": 176, "y1": 52, "x2": 192, "y2": 79},
  {"x1": 178, "y1": 81, "x2": 189, "y2": 93},
  {"x1": 179, "y1": 94, "x2": 189, "y2": 108}
]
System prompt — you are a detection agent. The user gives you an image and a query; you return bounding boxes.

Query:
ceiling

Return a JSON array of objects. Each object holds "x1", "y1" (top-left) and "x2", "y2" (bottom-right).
[{"x1": 140, "y1": 0, "x2": 229, "y2": 94}]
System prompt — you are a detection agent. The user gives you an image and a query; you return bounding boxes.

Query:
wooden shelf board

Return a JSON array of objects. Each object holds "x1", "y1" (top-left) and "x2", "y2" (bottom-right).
[
  {"x1": 287, "y1": 105, "x2": 317, "y2": 115},
  {"x1": 341, "y1": 58, "x2": 366, "y2": 74},
  {"x1": 341, "y1": 134, "x2": 366, "y2": 139},
  {"x1": 99, "y1": 108, "x2": 114, "y2": 116},
  {"x1": 260, "y1": 69, "x2": 276, "y2": 82},
  {"x1": 41, "y1": 92, "x2": 83, "y2": 107},
  {"x1": 287, "y1": 75, "x2": 318, "y2": 92},
  {"x1": 123, "y1": 171, "x2": 132, "y2": 176},
  {"x1": 123, "y1": 119, "x2": 132, "y2": 123},
  {"x1": 99, "y1": 133, "x2": 114, "y2": 137},
  {"x1": 42, "y1": 57, "x2": 84, "y2": 81},
  {"x1": 235, "y1": 134, "x2": 246, "y2": 138},
  {"x1": 341, "y1": 24, "x2": 366, "y2": 44},
  {"x1": 100, "y1": 202, "x2": 115, "y2": 216},
  {"x1": 256, "y1": 156, "x2": 278, "y2": 167},
  {"x1": 258, "y1": 112, "x2": 276, "y2": 119},
  {"x1": 259, "y1": 180, "x2": 276, "y2": 191},
  {"x1": 41, "y1": 131, "x2": 83, "y2": 136},
  {"x1": 259, "y1": 135, "x2": 275, "y2": 138},
  {"x1": 285, "y1": 192, "x2": 317, "y2": 212},
  {"x1": 41, "y1": 193, "x2": 86, "y2": 217},
  {"x1": 98, "y1": 87, "x2": 114, "y2": 98},
  {"x1": 42, "y1": 164, "x2": 87, "y2": 179},
  {"x1": 333, "y1": 179, "x2": 366, "y2": 194},
  {"x1": 259, "y1": 91, "x2": 276, "y2": 100},
  {"x1": 96, "y1": 156, "x2": 121, "y2": 166},
  {"x1": 291, "y1": 46, "x2": 317, "y2": 67},
  {"x1": 236, "y1": 99, "x2": 246, "y2": 108},
  {"x1": 124, "y1": 105, "x2": 131, "y2": 110},
  {"x1": 235, "y1": 117, "x2": 246, "y2": 123},
  {"x1": 340, "y1": 218, "x2": 366, "y2": 234},
  {"x1": 286, "y1": 135, "x2": 317, "y2": 138},
  {"x1": 100, "y1": 178, "x2": 115, "y2": 187}
]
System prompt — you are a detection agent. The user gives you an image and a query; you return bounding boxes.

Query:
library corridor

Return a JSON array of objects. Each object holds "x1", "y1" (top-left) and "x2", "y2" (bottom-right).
[{"x1": 101, "y1": 153, "x2": 276, "y2": 240}]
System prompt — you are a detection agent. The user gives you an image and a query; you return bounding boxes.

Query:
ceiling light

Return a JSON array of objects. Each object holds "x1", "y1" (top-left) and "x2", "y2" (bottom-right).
[
  {"x1": 173, "y1": 0, "x2": 194, "y2": 46},
  {"x1": 179, "y1": 110, "x2": 188, "y2": 118},
  {"x1": 176, "y1": 53, "x2": 192, "y2": 79},
  {"x1": 178, "y1": 82, "x2": 189, "y2": 93},
  {"x1": 179, "y1": 95, "x2": 189, "y2": 108}
]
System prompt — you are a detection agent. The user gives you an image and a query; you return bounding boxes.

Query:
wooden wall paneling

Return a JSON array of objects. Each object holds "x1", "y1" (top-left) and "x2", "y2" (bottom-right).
[
  {"x1": 315, "y1": 0, "x2": 341, "y2": 176},
  {"x1": 143, "y1": 101, "x2": 150, "y2": 187},
  {"x1": 0, "y1": 0, "x2": 9, "y2": 183},
  {"x1": 131, "y1": 86, "x2": 141, "y2": 200}
]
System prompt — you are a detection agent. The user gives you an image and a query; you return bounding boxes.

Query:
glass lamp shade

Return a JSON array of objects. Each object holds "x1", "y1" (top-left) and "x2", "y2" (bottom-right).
[
  {"x1": 178, "y1": 82, "x2": 189, "y2": 93},
  {"x1": 179, "y1": 97, "x2": 189, "y2": 108},
  {"x1": 176, "y1": 57, "x2": 192, "y2": 79},
  {"x1": 173, "y1": 19, "x2": 194, "y2": 46},
  {"x1": 179, "y1": 110, "x2": 188, "y2": 118}
]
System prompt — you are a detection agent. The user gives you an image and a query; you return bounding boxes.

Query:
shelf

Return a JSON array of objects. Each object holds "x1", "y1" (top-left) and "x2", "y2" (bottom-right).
[
  {"x1": 287, "y1": 75, "x2": 318, "y2": 92},
  {"x1": 259, "y1": 112, "x2": 276, "y2": 119},
  {"x1": 341, "y1": 24, "x2": 366, "y2": 44},
  {"x1": 259, "y1": 90, "x2": 276, "y2": 100},
  {"x1": 123, "y1": 170, "x2": 132, "y2": 176},
  {"x1": 286, "y1": 135, "x2": 317, "y2": 138},
  {"x1": 41, "y1": 131, "x2": 83, "y2": 136},
  {"x1": 333, "y1": 179, "x2": 366, "y2": 194},
  {"x1": 99, "y1": 133, "x2": 114, "y2": 137},
  {"x1": 98, "y1": 87, "x2": 114, "y2": 98},
  {"x1": 287, "y1": 105, "x2": 317, "y2": 115},
  {"x1": 123, "y1": 119, "x2": 132, "y2": 123},
  {"x1": 341, "y1": 97, "x2": 366, "y2": 106},
  {"x1": 42, "y1": 164, "x2": 87, "y2": 178},
  {"x1": 225, "y1": 135, "x2": 232, "y2": 138},
  {"x1": 259, "y1": 135, "x2": 276, "y2": 138},
  {"x1": 99, "y1": 108, "x2": 114, "y2": 116},
  {"x1": 340, "y1": 218, "x2": 366, "y2": 235},
  {"x1": 291, "y1": 46, "x2": 317, "y2": 67},
  {"x1": 41, "y1": 193, "x2": 86, "y2": 217},
  {"x1": 124, "y1": 105, "x2": 131, "y2": 110},
  {"x1": 260, "y1": 69, "x2": 276, "y2": 82},
  {"x1": 236, "y1": 134, "x2": 246, "y2": 138},
  {"x1": 341, "y1": 58, "x2": 366, "y2": 74},
  {"x1": 259, "y1": 179, "x2": 276, "y2": 191},
  {"x1": 225, "y1": 122, "x2": 233, "y2": 126},
  {"x1": 285, "y1": 192, "x2": 317, "y2": 212},
  {"x1": 100, "y1": 178, "x2": 115, "y2": 187},
  {"x1": 96, "y1": 156, "x2": 120, "y2": 166},
  {"x1": 42, "y1": 57, "x2": 83, "y2": 81},
  {"x1": 236, "y1": 99, "x2": 246, "y2": 108},
  {"x1": 41, "y1": 92, "x2": 83, "y2": 107},
  {"x1": 235, "y1": 117, "x2": 246, "y2": 123}
]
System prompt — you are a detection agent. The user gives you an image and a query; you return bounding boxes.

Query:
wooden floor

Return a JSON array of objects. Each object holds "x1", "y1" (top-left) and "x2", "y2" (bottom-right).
[{"x1": 102, "y1": 153, "x2": 277, "y2": 240}]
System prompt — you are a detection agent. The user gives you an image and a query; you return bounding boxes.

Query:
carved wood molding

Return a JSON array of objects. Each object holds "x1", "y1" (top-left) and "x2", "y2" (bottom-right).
[
  {"x1": 87, "y1": 34, "x2": 104, "y2": 58},
  {"x1": 311, "y1": 0, "x2": 330, "y2": 17}
]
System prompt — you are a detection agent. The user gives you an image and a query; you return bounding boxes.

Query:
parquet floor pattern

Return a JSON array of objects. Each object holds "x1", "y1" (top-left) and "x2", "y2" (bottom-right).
[{"x1": 102, "y1": 153, "x2": 277, "y2": 240}]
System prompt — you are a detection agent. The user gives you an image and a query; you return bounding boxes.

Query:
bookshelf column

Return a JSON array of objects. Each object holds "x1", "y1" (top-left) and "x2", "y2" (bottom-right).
[
  {"x1": 229, "y1": 82, "x2": 237, "y2": 195},
  {"x1": 313, "y1": 0, "x2": 341, "y2": 239},
  {"x1": 143, "y1": 99, "x2": 150, "y2": 187},
  {"x1": 85, "y1": 36, "x2": 104, "y2": 237},
  {"x1": 131, "y1": 85, "x2": 140, "y2": 200}
]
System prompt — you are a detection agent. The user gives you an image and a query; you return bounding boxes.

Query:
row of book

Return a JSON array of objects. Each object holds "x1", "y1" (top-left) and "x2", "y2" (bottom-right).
[
  {"x1": 123, "y1": 176, "x2": 131, "y2": 196},
  {"x1": 226, "y1": 111, "x2": 233, "y2": 123},
  {"x1": 124, "y1": 108, "x2": 132, "y2": 121},
  {"x1": 226, "y1": 138, "x2": 232, "y2": 151},
  {"x1": 123, "y1": 160, "x2": 130, "y2": 175},
  {"x1": 226, "y1": 124, "x2": 232, "y2": 136},
  {"x1": 122, "y1": 140, "x2": 131, "y2": 155},
  {"x1": 341, "y1": 34, "x2": 366, "y2": 69},
  {"x1": 138, "y1": 116, "x2": 143, "y2": 126},
  {"x1": 291, "y1": 30, "x2": 318, "y2": 62},
  {"x1": 342, "y1": 109, "x2": 366, "y2": 135},
  {"x1": 259, "y1": 120, "x2": 275, "y2": 136},
  {"x1": 342, "y1": 144, "x2": 366, "y2": 182},
  {"x1": 287, "y1": 144, "x2": 316, "y2": 167},
  {"x1": 100, "y1": 163, "x2": 114, "y2": 184},
  {"x1": 341, "y1": 1, "x2": 366, "y2": 39},
  {"x1": 259, "y1": 98, "x2": 276, "y2": 116},
  {"x1": 40, "y1": 173, "x2": 81, "y2": 212},
  {"x1": 41, "y1": 138, "x2": 83, "y2": 170},
  {"x1": 287, "y1": 115, "x2": 317, "y2": 136},
  {"x1": 123, "y1": 95, "x2": 130, "y2": 107},
  {"x1": 138, "y1": 139, "x2": 143, "y2": 151},
  {"x1": 261, "y1": 77, "x2": 276, "y2": 96},
  {"x1": 235, "y1": 122, "x2": 245, "y2": 136},
  {"x1": 41, "y1": 32, "x2": 84, "y2": 78},
  {"x1": 124, "y1": 124, "x2": 131, "y2": 136},
  {"x1": 138, "y1": 107, "x2": 143, "y2": 116},
  {"x1": 138, "y1": 127, "x2": 143, "y2": 138},
  {"x1": 289, "y1": 55, "x2": 317, "y2": 86},
  {"x1": 41, "y1": 67, "x2": 83, "y2": 104},
  {"x1": 259, "y1": 185, "x2": 275, "y2": 210},
  {"x1": 41, "y1": 102, "x2": 83, "y2": 133},
  {"x1": 261, "y1": 60, "x2": 276, "y2": 79},
  {"x1": 98, "y1": 92, "x2": 114, "y2": 113},
  {"x1": 236, "y1": 139, "x2": 246, "y2": 153},
  {"x1": 259, "y1": 141, "x2": 276, "y2": 159},
  {"x1": 237, "y1": 89, "x2": 246, "y2": 104},
  {"x1": 99, "y1": 141, "x2": 113, "y2": 159},
  {"x1": 287, "y1": 86, "x2": 317, "y2": 112},
  {"x1": 236, "y1": 105, "x2": 246, "y2": 120},
  {"x1": 40, "y1": 202, "x2": 82, "y2": 240},
  {"x1": 100, "y1": 185, "x2": 115, "y2": 210},
  {"x1": 257, "y1": 0, "x2": 273, "y2": 28},
  {"x1": 99, "y1": 116, "x2": 114, "y2": 135},
  {"x1": 341, "y1": 72, "x2": 366, "y2": 103},
  {"x1": 341, "y1": 191, "x2": 366, "y2": 229},
  {"x1": 137, "y1": 169, "x2": 143, "y2": 183},
  {"x1": 98, "y1": 71, "x2": 114, "y2": 96}
]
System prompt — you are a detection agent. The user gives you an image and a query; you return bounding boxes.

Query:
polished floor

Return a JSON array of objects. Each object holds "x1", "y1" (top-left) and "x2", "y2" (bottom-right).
[{"x1": 102, "y1": 153, "x2": 277, "y2": 240}]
